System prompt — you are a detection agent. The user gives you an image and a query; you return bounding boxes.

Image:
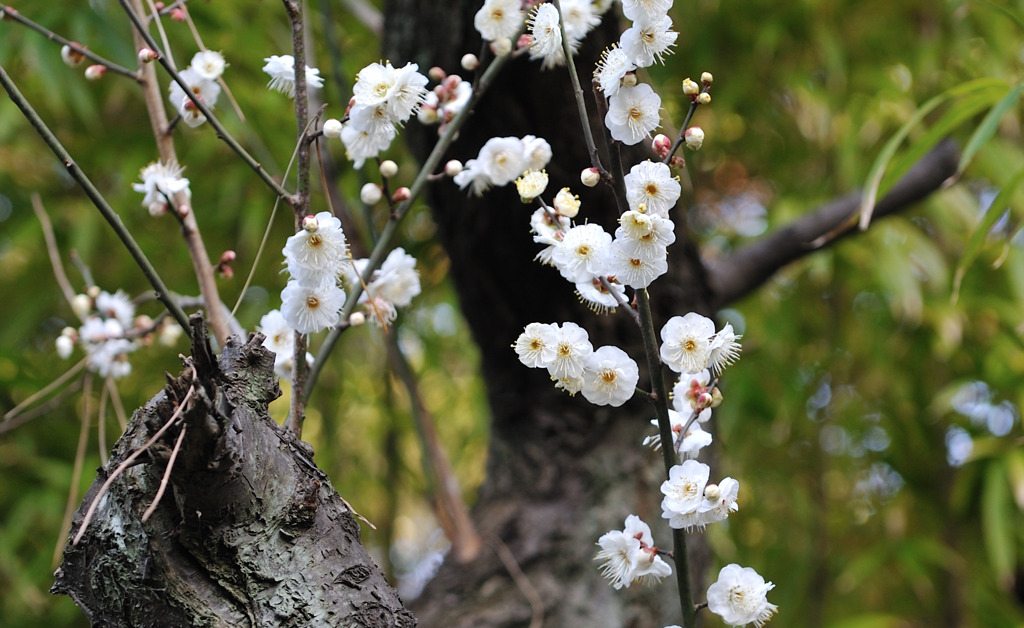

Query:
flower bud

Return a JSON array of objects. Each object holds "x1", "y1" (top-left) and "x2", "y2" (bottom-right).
[
  {"x1": 682, "y1": 78, "x2": 699, "y2": 96},
  {"x1": 159, "y1": 321, "x2": 182, "y2": 346},
  {"x1": 444, "y1": 159, "x2": 463, "y2": 177},
  {"x1": 710, "y1": 387, "x2": 723, "y2": 408},
  {"x1": 428, "y1": 66, "x2": 446, "y2": 82},
  {"x1": 701, "y1": 71, "x2": 714, "y2": 85},
  {"x1": 322, "y1": 118, "x2": 343, "y2": 139},
  {"x1": 61, "y1": 44, "x2": 86, "y2": 67},
  {"x1": 580, "y1": 167, "x2": 600, "y2": 188},
  {"x1": 56, "y1": 334, "x2": 74, "y2": 359},
  {"x1": 697, "y1": 92, "x2": 711, "y2": 105},
  {"x1": 392, "y1": 187, "x2": 411, "y2": 203},
  {"x1": 460, "y1": 53, "x2": 479, "y2": 71},
  {"x1": 176, "y1": 204, "x2": 190, "y2": 219},
  {"x1": 443, "y1": 74, "x2": 462, "y2": 91},
  {"x1": 301, "y1": 214, "x2": 319, "y2": 232},
  {"x1": 72, "y1": 294, "x2": 92, "y2": 319},
  {"x1": 84, "y1": 64, "x2": 106, "y2": 80},
  {"x1": 379, "y1": 160, "x2": 399, "y2": 178},
  {"x1": 652, "y1": 134, "x2": 672, "y2": 158},
  {"x1": 684, "y1": 126, "x2": 704, "y2": 151},
  {"x1": 704, "y1": 483, "x2": 721, "y2": 502},
  {"x1": 86, "y1": 285, "x2": 101, "y2": 299},
  {"x1": 134, "y1": 314, "x2": 154, "y2": 331},
  {"x1": 219, "y1": 250, "x2": 237, "y2": 264},
  {"x1": 360, "y1": 182, "x2": 383, "y2": 205},
  {"x1": 169, "y1": 7, "x2": 185, "y2": 21},
  {"x1": 621, "y1": 73, "x2": 637, "y2": 88},
  {"x1": 516, "y1": 34, "x2": 533, "y2": 50},
  {"x1": 349, "y1": 311, "x2": 366, "y2": 327},
  {"x1": 492, "y1": 37, "x2": 513, "y2": 57},
  {"x1": 418, "y1": 106, "x2": 439, "y2": 125},
  {"x1": 553, "y1": 187, "x2": 581, "y2": 218},
  {"x1": 137, "y1": 47, "x2": 160, "y2": 63},
  {"x1": 696, "y1": 391, "x2": 713, "y2": 408}
]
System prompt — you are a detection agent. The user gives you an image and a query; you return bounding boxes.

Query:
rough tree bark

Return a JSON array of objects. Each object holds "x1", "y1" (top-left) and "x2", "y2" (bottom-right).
[
  {"x1": 52, "y1": 316, "x2": 413, "y2": 627},
  {"x1": 382, "y1": 2, "x2": 960, "y2": 626}
]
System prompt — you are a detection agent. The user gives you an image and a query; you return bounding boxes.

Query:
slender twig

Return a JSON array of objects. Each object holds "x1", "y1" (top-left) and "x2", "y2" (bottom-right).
[
  {"x1": 551, "y1": 0, "x2": 604, "y2": 173},
  {"x1": 31, "y1": 194, "x2": 79, "y2": 311},
  {"x1": 635, "y1": 288, "x2": 696, "y2": 627},
  {"x1": 3, "y1": 359, "x2": 87, "y2": 423},
  {"x1": 141, "y1": 422, "x2": 187, "y2": 522},
  {"x1": 97, "y1": 377, "x2": 110, "y2": 466},
  {"x1": 304, "y1": 45, "x2": 515, "y2": 400},
  {"x1": 72, "y1": 373, "x2": 195, "y2": 545},
  {"x1": 0, "y1": 64, "x2": 191, "y2": 333},
  {"x1": 118, "y1": 0, "x2": 294, "y2": 204},
  {"x1": 53, "y1": 373, "x2": 92, "y2": 569},
  {"x1": 106, "y1": 376, "x2": 129, "y2": 432},
  {"x1": 0, "y1": 4, "x2": 140, "y2": 80},
  {"x1": 0, "y1": 375, "x2": 84, "y2": 435},
  {"x1": 488, "y1": 535, "x2": 544, "y2": 628},
  {"x1": 599, "y1": 276, "x2": 639, "y2": 325},
  {"x1": 663, "y1": 99, "x2": 700, "y2": 166}
]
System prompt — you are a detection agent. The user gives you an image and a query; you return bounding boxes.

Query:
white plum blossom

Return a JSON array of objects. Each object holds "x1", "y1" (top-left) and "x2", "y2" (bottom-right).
[
  {"x1": 168, "y1": 67, "x2": 221, "y2": 127},
  {"x1": 95, "y1": 290, "x2": 135, "y2": 329},
  {"x1": 133, "y1": 160, "x2": 191, "y2": 216},
  {"x1": 547, "y1": 321, "x2": 593, "y2": 380},
  {"x1": 614, "y1": 210, "x2": 676, "y2": 259},
  {"x1": 528, "y1": 3, "x2": 566, "y2": 69},
  {"x1": 76, "y1": 315, "x2": 137, "y2": 379},
  {"x1": 608, "y1": 239, "x2": 668, "y2": 289},
  {"x1": 283, "y1": 211, "x2": 349, "y2": 282},
  {"x1": 280, "y1": 278, "x2": 345, "y2": 334},
  {"x1": 341, "y1": 122, "x2": 396, "y2": 169},
  {"x1": 352, "y1": 61, "x2": 428, "y2": 123},
  {"x1": 660, "y1": 312, "x2": 716, "y2": 374},
  {"x1": 709, "y1": 322, "x2": 743, "y2": 375},
  {"x1": 514, "y1": 322, "x2": 558, "y2": 368},
  {"x1": 262, "y1": 54, "x2": 323, "y2": 98},
  {"x1": 672, "y1": 369, "x2": 715, "y2": 420},
  {"x1": 581, "y1": 345, "x2": 639, "y2": 407},
  {"x1": 620, "y1": 0, "x2": 673, "y2": 22},
  {"x1": 642, "y1": 409, "x2": 713, "y2": 459},
  {"x1": 605, "y1": 82, "x2": 661, "y2": 145},
  {"x1": 455, "y1": 136, "x2": 553, "y2": 195},
  {"x1": 624, "y1": 160, "x2": 681, "y2": 217},
  {"x1": 552, "y1": 223, "x2": 612, "y2": 284},
  {"x1": 706, "y1": 564, "x2": 778, "y2": 627},
  {"x1": 474, "y1": 0, "x2": 523, "y2": 42},
  {"x1": 366, "y1": 247, "x2": 421, "y2": 308},
  {"x1": 190, "y1": 50, "x2": 226, "y2": 81},
  {"x1": 619, "y1": 14, "x2": 678, "y2": 68},
  {"x1": 529, "y1": 207, "x2": 569, "y2": 265},
  {"x1": 595, "y1": 44, "x2": 635, "y2": 97},
  {"x1": 699, "y1": 477, "x2": 740, "y2": 527},
  {"x1": 560, "y1": 0, "x2": 601, "y2": 44},
  {"x1": 258, "y1": 309, "x2": 314, "y2": 379},
  {"x1": 595, "y1": 514, "x2": 672, "y2": 590},
  {"x1": 576, "y1": 276, "x2": 626, "y2": 314},
  {"x1": 661, "y1": 460, "x2": 711, "y2": 530}
]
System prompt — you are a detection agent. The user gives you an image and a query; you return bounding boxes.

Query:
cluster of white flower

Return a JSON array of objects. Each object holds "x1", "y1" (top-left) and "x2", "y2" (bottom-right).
[
  {"x1": 526, "y1": 0, "x2": 601, "y2": 70},
  {"x1": 262, "y1": 54, "x2": 323, "y2": 99},
  {"x1": 169, "y1": 50, "x2": 226, "y2": 128},
  {"x1": 660, "y1": 458, "x2": 739, "y2": 530},
  {"x1": 56, "y1": 290, "x2": 138, "y2": 379},
  {"x1": 336, "y1": 61, "x2": 428, "y2": 167},
  {"x1": 132, "y1": 160, "x2": 191, "y2": 216},
  {"x1": 513, "y1": 321, "x2": 639, "y2": 406},
  {"x1": 659, "y1": 312, "x2": 741, "y2": 375},
  {"x1": 344, "y1": 247, "x2": 422, "y2": 328},
  {"x1": 257, "y1": 309, "x2": 313, "y2": 380},
  {"x1": 594, "y1": 514, "x2": 672, "y2": 589},
  {"x1": 454, "y1": 135, "x2": 552, "y2": 196},
  {"x1": 278, "y1": 211, "x2": 349, "y2": 335}
]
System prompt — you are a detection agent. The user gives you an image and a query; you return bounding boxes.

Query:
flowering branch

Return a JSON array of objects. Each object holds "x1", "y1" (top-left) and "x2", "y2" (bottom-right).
[
  {"x1": 303, "y1": 46, "x2": 514, "y2": 401},
  {"x1": 0, "y1": 4, "x2": 140, "y2": 81},
  {"x1": 551, "y1": 0, "x2": 604, "y2": 175},
  {"x1": 0, "y1": 62, "x2": 191, "y2": 335},
  {"x1": 118, "y1": 0, "x2": 295, "y2": 205}
]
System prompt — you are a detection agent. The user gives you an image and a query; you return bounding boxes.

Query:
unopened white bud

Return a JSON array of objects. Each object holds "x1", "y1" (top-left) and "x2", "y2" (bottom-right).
[
  {"x1": 379, "y1": 160, "x2": 399, "y2": 178},
  {"x1": 56, "y1": 335, "x2": 74, "y2": 359},
  {"x1": 71, "y1": 294, "x2": 92, "y2": 319},
  {"x1": 580, "y1": 167, "x2": 600, "y2": 188},
  {"x1": 322, "y1": 118, "x2": 343, "y2": 139},
  {"x1": 490, "y1": 37, "x2": 512, "y2": 57},
  {"x1": 444, "y1": 159, "x2": 463, "y2": 177},
  {"x1": 84, "y1": 64, "x2": 106, "y2": 81},
  {"x1": 360, "y1": 183, "x2": 383, "y2": 205},
  {"x1": 301, "y1": 215, "x2": 319, "y2": 231},
  {"x1": 697, "y1": 92, "x2": 711, "y2": 105},
  {"x1": 461, "y1": 53, "x2": 479, "y2": 71},
  {"x1": 61, "y1": 44, "x2": 86, "y2": 67},
  {"x1": 86, "y1": 285, "x2": 101, "y2": 299},
  {"x1": 684, "y1": 126, "x2": 704, "y2": 151},
  {"x1": 621, "y1": 73, "x2": 637, "y2": 88},
  {"x1": 159, "y1": 321, "x2": 183, "y2": 346},
  {"x1": 349, "y1": 311, "x2": 366, "y2": 327},
  {"x1": 701, "y1": 71, "x2": 714, "y2": 85},
  {"x1": 137, "y1": 47, "x2": 160, "y2": 63},
  {"x1": 704, "y1": 483, "x2": 721, "y2": 502},
  {"x1": 428, "y1": 66, "x2": 446, "y2": 81},
  {"x1": 682, "y1": 77, "x2": 699, "y2": 96}
]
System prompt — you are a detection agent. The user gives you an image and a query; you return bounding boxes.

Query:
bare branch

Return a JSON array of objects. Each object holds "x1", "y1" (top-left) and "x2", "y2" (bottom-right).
[{"x1": 707, "y1": 138, "x2": 959, "y2": 310}]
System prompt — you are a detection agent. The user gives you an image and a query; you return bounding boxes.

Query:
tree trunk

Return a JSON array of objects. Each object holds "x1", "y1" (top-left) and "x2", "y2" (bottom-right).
[{"x1": 52, "y1": 317, "x2": 413, "y2": 627}]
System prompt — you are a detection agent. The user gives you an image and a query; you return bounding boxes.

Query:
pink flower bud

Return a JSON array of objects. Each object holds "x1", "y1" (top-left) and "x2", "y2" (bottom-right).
[
  {"x1": 219, "y1": 250, "x2": 237, "y2": 264},
  {"x1": 137, "y1": 47, "x2": 160, "y2": 63},
  {"x1": 169, "y1": 7, "x2": 185, "y2": 21},
  {"x1": 154, "y1": 1, "x2": 165, "y2": 9},
  {"x1": 301, "y1": 215, "x2": 319, "y2": 231},
  {"x1": 652, "y1": 134, "x2": 672, "y2": 158},
  {"x1": 443, "y1": 75, "x2": 462, "y2": 91},
  {"x1": 516, "y1": 34, "x2": 533, "y2": 50},
  {"x1": 428, "y1": 66, "x2": 446, "y2": 81},
  {"x1": 176, "y1": 204, "x2": 190, "y2": 218},
  {"x1": 84, "y1": 65, "x2": 106, "y2": 80},
  {"x1": 391, "y1": 187, "x2": 411, "y2": 203},
  {"x1": 684, "y1": 126, "x2": 704, "y2": 151}
]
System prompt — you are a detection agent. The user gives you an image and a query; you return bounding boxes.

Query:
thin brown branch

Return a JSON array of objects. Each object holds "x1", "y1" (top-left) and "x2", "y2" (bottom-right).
[
  {"x1": 141, "y1": 422, "x2": 187, "y2": 522},
  {"x1": 707, "y1": 137, "x2": 959, "y2": 310},
  {"x1": 53, "y1": 373, "x2": 92, "y2": 568},
  {"x1": 488, "y1": 535, "x2": 544, "y2": 628},
  {"x1": 31, "y1": 194, "x2": 79, "y2": 312},
  {"x1": 2, "y1": 358, "x2": 87, "y2": 424}
]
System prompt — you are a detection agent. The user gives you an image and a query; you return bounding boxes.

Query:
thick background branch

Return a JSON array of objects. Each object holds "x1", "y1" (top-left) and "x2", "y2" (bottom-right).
[{"x1": 708, "y1": 138, "x2": 960, "y2": 309}]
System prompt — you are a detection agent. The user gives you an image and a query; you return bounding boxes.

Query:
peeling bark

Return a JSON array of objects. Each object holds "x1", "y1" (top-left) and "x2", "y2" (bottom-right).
[{"x1": 52, "y1": 316, "x2": 412, "y2": 627}]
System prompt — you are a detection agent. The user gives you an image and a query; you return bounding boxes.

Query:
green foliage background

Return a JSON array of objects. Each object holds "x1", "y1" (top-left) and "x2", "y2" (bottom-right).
[{"x1": 1, "y1": 0, "x2": 1023, "y2": 626}]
